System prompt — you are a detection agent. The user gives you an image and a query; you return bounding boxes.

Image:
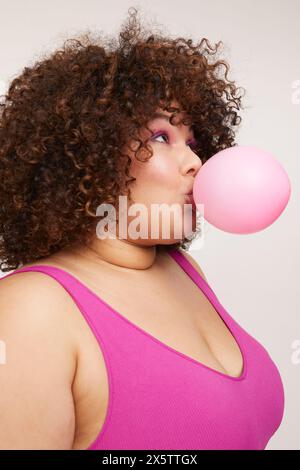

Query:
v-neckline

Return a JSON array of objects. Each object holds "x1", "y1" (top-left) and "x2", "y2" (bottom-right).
[
  {"x1": 13, "y1": 248, "x2": 248, "y2": 381},
  {"x1": 166, "y1": 248, "x2": 247, "y2": 381}
]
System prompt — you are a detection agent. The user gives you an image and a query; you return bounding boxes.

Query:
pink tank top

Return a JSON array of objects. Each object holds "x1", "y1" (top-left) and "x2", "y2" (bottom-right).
[{"x1": 1, "y1": 247, "x2": 285, "y2": 450}]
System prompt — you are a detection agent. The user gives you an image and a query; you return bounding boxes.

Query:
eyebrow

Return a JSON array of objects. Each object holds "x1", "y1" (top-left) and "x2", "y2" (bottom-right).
[{"x1": 150, "y1": 112, "x2": 193, "y2": 131}]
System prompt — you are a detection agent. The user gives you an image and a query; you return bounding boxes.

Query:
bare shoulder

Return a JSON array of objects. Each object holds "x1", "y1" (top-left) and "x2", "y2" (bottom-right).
[
  {"x1": 0, "y1": 269, "x2": 78, "y2": 371},
  {"x1": 0, "y1": 268, "x2": 79, "y2": 345},
  {"x1": 0, "y1": 270, "x2": 77, "y2": 449},
  {"x1": 177, "y1": 248, "x2": 208, "y2": 282}
]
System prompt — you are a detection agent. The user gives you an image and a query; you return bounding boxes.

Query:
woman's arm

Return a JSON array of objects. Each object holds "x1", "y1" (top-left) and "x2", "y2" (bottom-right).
[{"x1": 0, "y1": 272, "x2": 77, "y2": 450}]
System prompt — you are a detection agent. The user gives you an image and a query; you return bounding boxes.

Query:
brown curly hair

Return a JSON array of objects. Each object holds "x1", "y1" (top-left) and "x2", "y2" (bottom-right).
[{"x1": 0, "y1": 6, "x2": 245, "y2": 272}]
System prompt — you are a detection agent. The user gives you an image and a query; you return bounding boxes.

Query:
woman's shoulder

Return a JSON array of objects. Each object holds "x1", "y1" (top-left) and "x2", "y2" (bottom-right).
[
  {"x1": 0, "y1": 263, "x2": 78, "y2": 364},
  {"x1": 0, "y1": 250, "x2": 78, "y2": 301},
  {"x1": 0, "y1": 259, "x2": 73, "y2": 307}
]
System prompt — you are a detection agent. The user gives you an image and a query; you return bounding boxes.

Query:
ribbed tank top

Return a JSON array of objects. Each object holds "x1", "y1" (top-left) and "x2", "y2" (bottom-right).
[{"x1": 1, "y1": 247, "x2": 285, "y2": 450}]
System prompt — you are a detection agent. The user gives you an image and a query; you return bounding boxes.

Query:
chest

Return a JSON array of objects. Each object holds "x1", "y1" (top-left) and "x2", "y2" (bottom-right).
[{"x1": 68, "y1": 263, "x2": 244, "y2": 449}]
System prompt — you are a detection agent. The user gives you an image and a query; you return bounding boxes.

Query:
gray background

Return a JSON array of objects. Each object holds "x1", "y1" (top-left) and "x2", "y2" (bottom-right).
[{"x1": 0, "y1": 0, "x2": 299, "y2": 450}]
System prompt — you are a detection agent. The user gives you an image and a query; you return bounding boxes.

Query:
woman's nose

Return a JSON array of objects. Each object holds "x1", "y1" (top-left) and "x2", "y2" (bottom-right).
[{"x1": 185, "y1": 149, "x2": 202, "y2": 176}]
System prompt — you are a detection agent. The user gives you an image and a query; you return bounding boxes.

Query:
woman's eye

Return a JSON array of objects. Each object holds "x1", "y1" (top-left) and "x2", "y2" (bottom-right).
[
  {"x1": 151, "y1": 132, "x2": 198, "y2": 150},
  {"x1": 151, "y1": 133, "x2": 169, "y2": 144},
  {"x1": 188, "y1": 141, "x2": 198, "y2": 150}
]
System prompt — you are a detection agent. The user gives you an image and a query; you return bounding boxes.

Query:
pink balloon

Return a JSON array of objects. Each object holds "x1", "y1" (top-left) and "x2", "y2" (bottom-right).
[{"x1": 193, "y1": 145, "x2": 291, "y2": 234}]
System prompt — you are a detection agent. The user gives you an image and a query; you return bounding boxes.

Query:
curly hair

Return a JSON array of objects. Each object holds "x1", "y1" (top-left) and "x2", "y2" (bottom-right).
[{"x1": 0, "y1": 6, "x2": 245, "y2": 272}]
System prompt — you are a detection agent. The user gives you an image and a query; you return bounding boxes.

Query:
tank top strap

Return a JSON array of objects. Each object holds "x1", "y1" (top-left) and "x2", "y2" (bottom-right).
[
  {"x1": 167, "y1": 248, "x2": 238, "y2": 330},
  {"x1": 167, "y1": 247, "x2": 210, "y2": 290},
  {"x1": 0, "y1": 264, "x2": 121, "y2": 353}
]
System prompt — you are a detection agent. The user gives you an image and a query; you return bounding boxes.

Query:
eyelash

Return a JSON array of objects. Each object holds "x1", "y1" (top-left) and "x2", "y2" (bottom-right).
[{"x1": 151, "y1": 132, "x2": 198, "y2": 150}]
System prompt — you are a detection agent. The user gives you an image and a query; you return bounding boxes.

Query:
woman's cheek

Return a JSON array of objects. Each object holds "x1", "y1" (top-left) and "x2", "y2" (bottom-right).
[
  {"x1": 129, "y1": 149, "x2": 180, "y2": 205},
  {"x1": 146, "y1": 152, "x2": 178, "y2": 186}
]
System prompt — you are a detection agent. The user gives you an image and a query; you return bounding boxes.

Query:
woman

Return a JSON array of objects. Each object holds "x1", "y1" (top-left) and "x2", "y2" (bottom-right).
[{"x1": 0, "y1": 7, "x2": 284, "y2": 450}]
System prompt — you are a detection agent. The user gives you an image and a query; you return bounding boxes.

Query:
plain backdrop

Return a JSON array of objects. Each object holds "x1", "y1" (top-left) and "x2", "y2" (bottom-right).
[{"x1": 0, "y1": 0, "x2": 299, "y2": 450}]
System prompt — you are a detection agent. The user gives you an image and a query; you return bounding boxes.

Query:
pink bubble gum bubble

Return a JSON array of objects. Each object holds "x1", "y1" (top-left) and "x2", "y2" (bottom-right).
[{"x1": 193, "y1": 145, "x2": 291, "y2": 234}]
